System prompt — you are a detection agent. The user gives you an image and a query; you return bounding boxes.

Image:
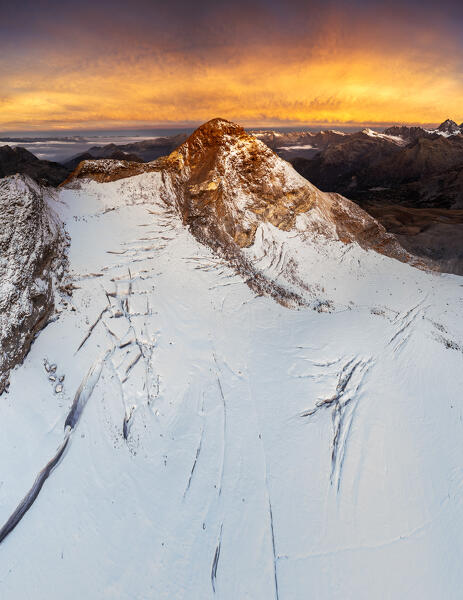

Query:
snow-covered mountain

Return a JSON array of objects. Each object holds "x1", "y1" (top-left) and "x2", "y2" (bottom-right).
[
  {"x1": 253, "y1": 120, "x2": 463, "y2": 158},
  {"x1": 1, "y1": 119, "x2": 463, "y2": 599},
  {"x1": 385, "y1": 119, "x2": 463, "y2": 140},
  {"x1": 435, "y1": 118, "x2": 463, "y2": 136},
  {"x1": 0, "y1": 175, "x2": 66, "y2": 394}
]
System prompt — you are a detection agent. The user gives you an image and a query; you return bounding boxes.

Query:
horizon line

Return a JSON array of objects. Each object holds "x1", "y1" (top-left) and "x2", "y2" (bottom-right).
[{"x1": 0, "y1": 118, "x2": 459, "y2": 137}]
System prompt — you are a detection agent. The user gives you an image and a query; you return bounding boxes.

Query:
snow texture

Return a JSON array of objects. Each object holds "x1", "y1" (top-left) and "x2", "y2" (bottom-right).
[{"x1": 0, "y1": 168, "x2": 462, "y2": 599}]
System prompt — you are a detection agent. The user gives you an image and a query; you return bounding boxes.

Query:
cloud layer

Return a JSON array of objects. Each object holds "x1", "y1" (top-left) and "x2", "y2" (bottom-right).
[{"x1": 1, "y1": 0, "x2": 463, "y2": 130}]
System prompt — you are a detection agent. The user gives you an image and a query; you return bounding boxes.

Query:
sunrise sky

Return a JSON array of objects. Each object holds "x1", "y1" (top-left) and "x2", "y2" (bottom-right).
[{"x1": 1, "y1": 0, "x2": 463, "y2": 131}]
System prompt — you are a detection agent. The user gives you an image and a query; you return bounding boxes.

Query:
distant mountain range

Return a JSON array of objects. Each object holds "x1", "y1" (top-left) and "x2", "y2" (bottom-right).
[
  {"x1": 273, "y1": 120, "x2": 463, "y2": 271},
  {"x1": 61, "y1": 133, "x2": 189, "y2": 168},
  {"x1": 286, "y1": 126, "x2": 463, "y2": 210},
  {"x1": 3, "y1": 120, "x2": 463, "y2": 199},
  {"x1": 0, "y1": 134, "x2": 188, "y2": 184}
]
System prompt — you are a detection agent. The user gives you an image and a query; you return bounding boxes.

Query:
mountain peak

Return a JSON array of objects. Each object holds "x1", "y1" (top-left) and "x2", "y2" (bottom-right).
[
  {"x1": 193, "y1": 117, "x2": 245, "y2": 137},
  {"x1": 65, "y1": 118, "x2": 415, "y2": 272},
  {"x1": 171, "y1": 118, "x2": 246, "y2": 158},
  {"x1": 2, "y1": 121, "x2": 463, "y2": 600},
  {"x1": 159, "y1": 120, "x2": 416, "y2": 277},
  {"x1": 437, "y1": 118, "x2": 460, "y2": 133}
]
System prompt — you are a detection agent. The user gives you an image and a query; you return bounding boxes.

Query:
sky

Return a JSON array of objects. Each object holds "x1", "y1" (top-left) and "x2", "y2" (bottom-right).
[{"x1": 1, "y1": 0, "x2": 463, "y2": 131}]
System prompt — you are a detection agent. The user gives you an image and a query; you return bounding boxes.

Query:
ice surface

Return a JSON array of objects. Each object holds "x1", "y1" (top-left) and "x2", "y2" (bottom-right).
[{"x1": 0, "y1": 173, "x2": 463, "y2": 599}]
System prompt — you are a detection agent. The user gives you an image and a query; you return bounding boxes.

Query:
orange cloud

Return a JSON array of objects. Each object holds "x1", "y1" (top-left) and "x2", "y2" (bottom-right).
[{"x1": 1, "y1": 13, "x2": 462, "y2": 130}]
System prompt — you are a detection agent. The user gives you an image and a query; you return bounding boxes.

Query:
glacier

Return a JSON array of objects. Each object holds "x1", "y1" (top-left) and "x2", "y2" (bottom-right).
[{"x1": 0, "y1": 130, "x2": 463, "y2": 598}]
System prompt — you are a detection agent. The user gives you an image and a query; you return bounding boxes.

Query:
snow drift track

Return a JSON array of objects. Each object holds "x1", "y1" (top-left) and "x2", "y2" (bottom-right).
[
  {"x1": 0, "y1": 431, "x2": 70, "y2": 545},
  {"x1": 0, "y1": 352, "x2": 109, "y2": 545}
]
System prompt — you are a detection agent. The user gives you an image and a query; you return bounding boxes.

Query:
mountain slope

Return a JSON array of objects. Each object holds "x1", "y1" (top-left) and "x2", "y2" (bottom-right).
[
  {"x1": 288, "y1": 129, "x2": 463, "y2": 273},
  {"x1": 1, "y1": 120, "x2": 463, "y2": 599},
  {"x1": 290, "y1": 132, "x2": 463, "y2": 203},
  {"x1": 437, "y1": 119, "x2": 462, "y2": 135},
  {"x1": 0, "y1": 175, "x2": 66, "y2": 393},
  {"x1": 0, "y1": 146, "x2": 70, "y2": 186}
]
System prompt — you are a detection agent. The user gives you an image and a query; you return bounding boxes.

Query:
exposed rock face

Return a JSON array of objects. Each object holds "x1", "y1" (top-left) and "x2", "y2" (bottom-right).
[
  {"x1": 161, "y1": 120, "x2": 413, "y2": 264},
  {"x1": 437, "y1": 119, "x2": 461, "y2": 135},
  {"x1": 0, "y1": 146, "x2": 70, "y2": 187},
  {"x1": 0, "y1": 175, "x2": 66, "y2": 393},
  {"x1": 65, "y1": 119, "x2": 417, "y2": 278},
  {"x1": 61, "y1": 158, "x2": 158, "y2": 185},
  {"x1": 56, "y1": 121, "x2": 463, "y2": 277},
  {"x1": 161, "y1": 119, "x2": 320, "y2": 249},
  {"x1": 383, "y1": 125, "x2": 436, "y2": 141}
]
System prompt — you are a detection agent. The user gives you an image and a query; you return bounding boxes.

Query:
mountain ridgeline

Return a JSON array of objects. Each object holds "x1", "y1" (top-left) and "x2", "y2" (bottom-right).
[
  {"x1": 66, "y1": 119, "x2": 416, "y2": 279},
  {"x1": 2, "y1": 118, "x2": 463, "y2": 272},
  {"x1": 0, "y1": 145, "x2": 69, "y2": 187}
]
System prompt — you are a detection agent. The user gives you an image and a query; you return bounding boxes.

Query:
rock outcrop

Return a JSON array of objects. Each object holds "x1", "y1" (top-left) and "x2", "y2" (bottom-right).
[
  {"x1": 0, "y1": 175, "x2": 66, "y2": 393},
  {"x1": 161, "y1": 120, "x2": 413, "y2": 262},
  {"x1": 0, "y1": 146, "x2": 70, "y2": 187}
]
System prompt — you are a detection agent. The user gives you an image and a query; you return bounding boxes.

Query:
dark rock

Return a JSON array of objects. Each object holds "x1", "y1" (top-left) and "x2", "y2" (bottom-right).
[{"x1": 0, "y1": 146, "x2": 70, "y2": 187}]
